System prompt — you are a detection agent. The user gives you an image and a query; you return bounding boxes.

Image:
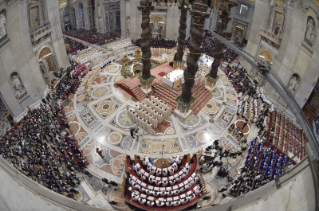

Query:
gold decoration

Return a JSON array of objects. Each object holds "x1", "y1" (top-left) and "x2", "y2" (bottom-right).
[{"x1": 39, "y1": 47, "x2": 52, "y2": 60}]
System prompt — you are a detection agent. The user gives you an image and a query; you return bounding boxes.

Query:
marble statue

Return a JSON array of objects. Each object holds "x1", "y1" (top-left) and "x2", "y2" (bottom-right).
[
  {"x1": 287, "y1": 74, "x2": 299, "y2": 94},
  {"x1": 127, "y1": 16, "x2": 131, "y2": 32},
  {"x1": 41, "y1": 58, "x2": 50, "y2": 73},
  {"x1": 0, "y1": 12, "x2": 6, "y2": 39},
  {"x1": 11, "y1": 74, "x2": 27, "y2": 100},
  {"x1": 152, "y1": 21, "x2": 160, "y2": 33},
  {"x1": 305, "y1": 16, "x2": 316, "y2": 45}
]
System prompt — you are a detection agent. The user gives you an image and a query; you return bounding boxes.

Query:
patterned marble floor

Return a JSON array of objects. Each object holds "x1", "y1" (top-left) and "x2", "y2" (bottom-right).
[{"x1": 63, "y1": 45, "x2": 260, "y2": 210}]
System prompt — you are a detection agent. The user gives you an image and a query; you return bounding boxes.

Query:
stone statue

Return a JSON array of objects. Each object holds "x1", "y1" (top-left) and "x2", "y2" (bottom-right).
[
  {"x1": 305, "y1": 17, "x2": 316, "y2": 44},
  {"x1": 287, "y1": 74, "x2": 299, "y2": 94},
  {"x1": 152, "y1": 21, "x2": 160, "y2": 33},
  {"x1": 41, "y1": 59, "x2": 50, "y2": 73},
  {"x1": 0, "y1": 12, "x2": 6, "y2": 39},
  {"x1": 11, "y1": 74, "x2": 27, "y2": 100},
  {"x1": 127, "y1": 16, "x2": 131, "y2": 32}
]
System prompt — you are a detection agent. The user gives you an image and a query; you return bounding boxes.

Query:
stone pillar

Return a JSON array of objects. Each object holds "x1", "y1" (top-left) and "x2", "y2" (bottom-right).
[
  {"x1": 175, "y1": 1, "x2": 209, "y2": 119},
  {"x1": 60, "y1": 9, "x2": 65, "y2": 33},
  {"x1": 120, "y1": 0, "x2": 126, "y2": 38},
  {"x1": 100, "y1": 1, "x2": 107, "y2": 33},
  {"x1": 75, "y1": 5, "x2": 80, "y2": 29},
  {"x1": 137, "y1": 0, "x2": 155, "y2": 95},
  {"x1": 83, "y1": 1, "x2": 91, "y2": 30},
  {"x1": 176, "y1": 3, "x2": 189, "y2": 62}
]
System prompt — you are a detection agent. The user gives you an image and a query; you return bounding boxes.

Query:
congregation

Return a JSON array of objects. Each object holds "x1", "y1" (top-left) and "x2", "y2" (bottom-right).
[
  {"x1": 133, "y1": 37, "x2": 177, "y2": 48},
  {"x1": 0, "y1": 86, "x2": 87, "y2": 199},
  {"x1": 64, "y1": 37, "x2": 84, "y2": 54},
  {"x1": 64, "y1": 29, "x2": 120, "y2": 44}
]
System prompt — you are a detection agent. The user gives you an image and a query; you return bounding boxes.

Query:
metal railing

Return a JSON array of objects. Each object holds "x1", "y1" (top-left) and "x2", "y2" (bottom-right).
[
  {"x1": 30, "y1": 22, "x2": 50, "y2": 34},
  {"x1": 259, "y1": 28, "x2": 281, "y2": 45}
]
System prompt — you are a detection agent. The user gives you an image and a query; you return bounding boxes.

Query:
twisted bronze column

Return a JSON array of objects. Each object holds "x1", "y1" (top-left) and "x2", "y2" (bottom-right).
[
  {"x1": 209, "y1": 10, "x2": 232, "y2": 78},
  {"x1": 137, "y1": 0, "x2": 154, "y2": 80},
  {"x1": 176, "y1": 2, "x2": 189, "y2": 62},
  {"x1": 179, "y1": 2, "x2": 209, "y2": 104}
]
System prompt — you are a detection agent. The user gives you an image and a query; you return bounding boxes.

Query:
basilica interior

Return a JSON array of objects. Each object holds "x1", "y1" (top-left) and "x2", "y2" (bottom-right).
[{"x1": 0, "y1": 0, "x2": 318, "y2": 210}]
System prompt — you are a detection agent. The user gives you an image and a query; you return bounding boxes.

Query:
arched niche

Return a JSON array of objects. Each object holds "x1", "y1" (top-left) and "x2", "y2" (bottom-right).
[
  {"x1": 10, "y1": 72, "x2": 27, "y2": 100},
  {"x1": 37, "y1": 46, "x2": 58, "y2": 86},
  {"x1": 150, "y1": 15, "x2": 166, "y2": 38}
]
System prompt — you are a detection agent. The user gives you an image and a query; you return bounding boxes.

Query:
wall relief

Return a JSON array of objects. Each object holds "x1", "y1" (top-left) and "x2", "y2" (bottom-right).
[
  {"x1": 0, "y1": 11, "x2": 6, "y2": 40},
  {"x1": 304, "y1": 16, "x2": 316, "y2": 48},
  {"x1": 10, "y1": 72, "x2": 27, "y2": 100},
  {"x1": 287, "y1": 73, "x2": 300, "y2": 95}
]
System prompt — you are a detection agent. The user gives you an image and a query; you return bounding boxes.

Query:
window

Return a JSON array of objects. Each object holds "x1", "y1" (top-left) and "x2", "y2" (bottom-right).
[{"x1": 239, "y1": 4, "x2": 248, "y2": 16}]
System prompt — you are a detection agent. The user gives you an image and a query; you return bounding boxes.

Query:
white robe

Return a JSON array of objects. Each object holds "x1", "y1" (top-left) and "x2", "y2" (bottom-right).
[
  {"x1": 158, "y1": 114, "x2": 163, "y2": 123},
  {"x1": 153, "y1": 118, "x2": 158, "y2": 128}
]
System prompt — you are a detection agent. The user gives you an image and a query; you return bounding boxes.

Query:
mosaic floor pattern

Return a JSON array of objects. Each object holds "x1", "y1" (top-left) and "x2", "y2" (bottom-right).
[{"x1": 63, "y1": 44, "x2": 267, "y2": 208}]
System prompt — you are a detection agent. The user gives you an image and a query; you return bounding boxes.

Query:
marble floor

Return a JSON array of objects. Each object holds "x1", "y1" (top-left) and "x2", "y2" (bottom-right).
[{"x1": 63, "y1": 40, "x2": 263, "y2": 210}]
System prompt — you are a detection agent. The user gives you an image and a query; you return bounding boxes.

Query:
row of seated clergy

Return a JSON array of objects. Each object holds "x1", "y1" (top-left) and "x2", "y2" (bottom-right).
[
  {"x1": 142, "y1": 97, "x2": 172, "y2": 118},
  {"x1": 99, "y1": 58, "x2": 111, "y2": 68},
  {"x1": 127, "y1": 109, "x2": 156, "y2": 132},
  {"x1": 136, "y1": 104, "x2": 167, "y2": 123},
  {"x1": 135, "y1": 107, "x2": 162, "y2": 125},
  {"x1": 137, "y1": 159, "x2": 186, "y2": 177},
  {"x1": 142, "y1": 155, "x2": 182, "y2": 167},
  {"x1": 129, "y1": 172, "x2": 199, "y2": 194},
  {"x1": 129, "y1": 185, "x2": 201, "y2": 206},
  {"x1": 133, "y1": 161, "x2": 185, "y2": 178}
]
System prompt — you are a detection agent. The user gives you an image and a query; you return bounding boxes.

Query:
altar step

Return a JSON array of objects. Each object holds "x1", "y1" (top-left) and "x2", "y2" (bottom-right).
[
  {"x1": 131, "y1": 86, "x2": 146, "y2": 101},
  {"x1": 151, "y1": 82, "x2": 181, "y2": 110},
  {"x1": 191, "y1": 81, "x2": 213, "y2": 115},
  {"x1": 151, "y1": 81, "x2": 212, "y2": 115}
]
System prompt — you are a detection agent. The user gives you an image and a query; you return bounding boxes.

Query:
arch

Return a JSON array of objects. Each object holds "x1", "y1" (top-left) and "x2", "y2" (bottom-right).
[
  {"x1": 37, "y1": 45, "x2": 54, "y2": 61},
  {"x1": 258, "y1": 49, "x2": 273, "y2": 65}
]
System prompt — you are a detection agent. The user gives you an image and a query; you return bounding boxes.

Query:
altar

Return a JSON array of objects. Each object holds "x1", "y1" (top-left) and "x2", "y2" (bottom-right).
[{"x1": 162, "y1": 69, "x2": 184, "y2": 88}]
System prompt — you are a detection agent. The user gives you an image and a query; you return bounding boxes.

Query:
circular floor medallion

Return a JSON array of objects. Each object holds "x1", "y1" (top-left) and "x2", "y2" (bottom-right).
[{"x1": 108, "y1": 132, "x2": 122, "y2": 145}]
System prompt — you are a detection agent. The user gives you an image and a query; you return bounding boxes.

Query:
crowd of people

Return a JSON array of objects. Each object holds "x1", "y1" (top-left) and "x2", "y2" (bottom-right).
[
  {"x1": 126, "y1": 155, "x2": 205, "y2": 208},
  {"x1": 133, "y1": 37, "x2": 177, "y2": 48},
  {"x1": 199, "y1": 139, "x2": 241, "y2": 177},
  {"x1": 64, "y1": 29, "x2": 120, "y2": 44},
  {"x1": 223, "y1": 137, "x2": 289, "y2": 197},
  {"x1": 0, "y1": 95, "x2": 87, "y2": 199},
  {"x1": 52, "y1": 66, "x2": 80, "y2": 101},
  {"x1": 64, "y1": 37, "x2": 84, "y2": 54}
]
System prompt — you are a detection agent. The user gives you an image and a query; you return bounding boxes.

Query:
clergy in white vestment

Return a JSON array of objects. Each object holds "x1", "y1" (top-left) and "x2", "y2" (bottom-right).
[
  {"x1": 158, "y1": 113, "x2": 163, "y2": 123},
  {"x1": 167, "y1": 106, "x2": 172, "y2": 115},
  {"x1": 146, "y1": 105, "x2": 151, "y2": 113},
  {"x1": 147, "y1": 122, "x2": 152, "y2": 134},
  {"x1": 141, "y1": 110, "x2": 145, "y2": 119},
  {"x1": 163, "y1": 109, "x2": 169, "y2": 119},
  {"x1": 154, "y1": 111, "x2": 159, "y2": 120},
  {"x1": 145, "y1": 112, "x2": 149, "y2": 122},
  {"x1": 153, "y1": 118, "x2": 158, "y2": 128},
  {"x1": 151, "y1": 102, "x2": 156, "y2": 110},
  {"x1": 150, "y1": 109, "x2": 155, "y2": 117}
]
